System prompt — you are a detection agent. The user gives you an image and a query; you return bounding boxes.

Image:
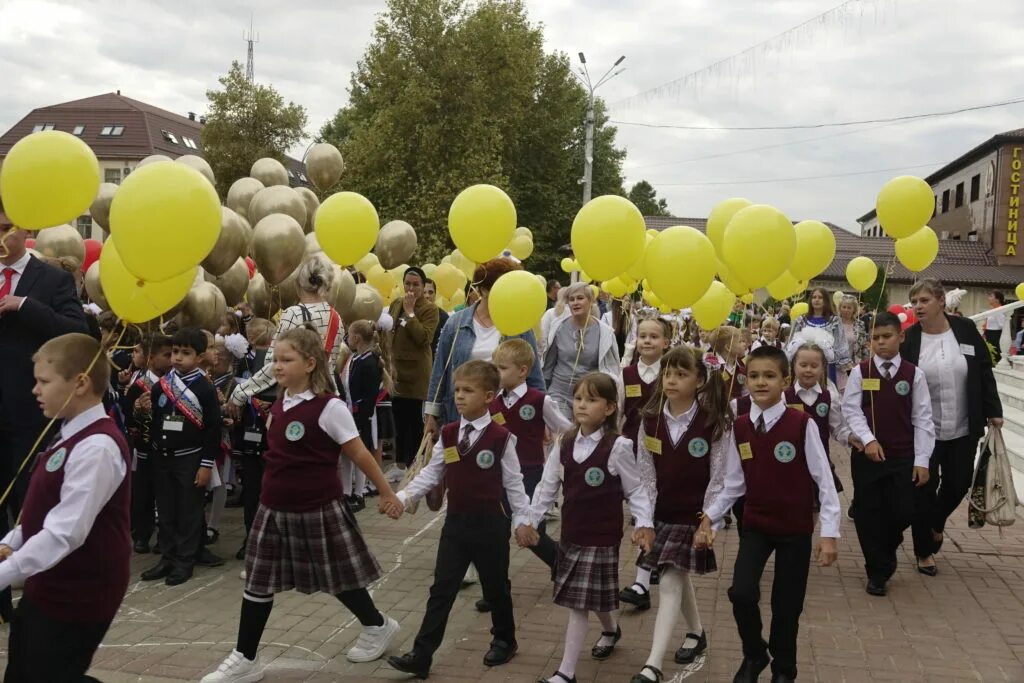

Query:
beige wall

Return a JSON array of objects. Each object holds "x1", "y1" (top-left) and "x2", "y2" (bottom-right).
[{"x1": 78, "y1": 158, "x2": 142, "y2": 240}]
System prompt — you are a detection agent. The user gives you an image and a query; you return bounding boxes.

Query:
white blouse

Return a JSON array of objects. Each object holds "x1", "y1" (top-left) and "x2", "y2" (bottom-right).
[
  {"x1": 470, "y1": 318, "x2": 501, "y2": 361},
  {"x1": 918, "y1": 329, "x2": 969, "y2": 441}
]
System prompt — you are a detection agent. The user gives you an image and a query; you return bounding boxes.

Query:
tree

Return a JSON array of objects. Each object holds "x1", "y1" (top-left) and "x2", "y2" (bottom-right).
[
  {"x1": 628, "y1": 180, "x2": 670, "y2": 216},
  {"x1": 202, "y1": 62, "x2": 308, "y2": 197},
  {"x1": 861, "y1": 264, "x2": 890, "y2": 312},
  {"x1": 319, "y1": 0, "x2": 626, "y2": 276}
]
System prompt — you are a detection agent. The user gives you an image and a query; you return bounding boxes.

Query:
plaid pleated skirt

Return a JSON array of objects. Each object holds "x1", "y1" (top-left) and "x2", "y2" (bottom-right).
[
  {"x1": 244, "y1": 499, "x2": 382, "y2": 596},
  {"x1": 553, "y1": 542, "x2": 620, "y2": 613},
  {"x1": 637, "y1": 521, "x2": 717, "y2": 575}
]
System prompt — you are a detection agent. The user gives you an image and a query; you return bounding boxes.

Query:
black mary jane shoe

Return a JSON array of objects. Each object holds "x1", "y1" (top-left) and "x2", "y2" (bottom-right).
[
  {"x1": 674, "y1": 630, "x2": 707, "y2": 664},
  {"x1": 539, "y1": 671, "x2": 576, "y2": 683},
  {"x1": 483, "y1": 639, "x2": 517, "y2": 666},
  {"x1": 618, "y1": 583, "x2": 651, "y2": 610},
  {"x1": 591, "y1": 624, "x2": 621, "y2": 660},
  {"x1": 630, "y1": 665, "x2": 663, "y2": 683},
  {"x1": 916, "y1": 559, "x2": 938, "y2": 577}
]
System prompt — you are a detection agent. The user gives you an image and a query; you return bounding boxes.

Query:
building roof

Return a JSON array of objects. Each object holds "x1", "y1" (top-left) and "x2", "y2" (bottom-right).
[{"x1": 643, "y1": 215, "x2": 1024, "y2": 288}]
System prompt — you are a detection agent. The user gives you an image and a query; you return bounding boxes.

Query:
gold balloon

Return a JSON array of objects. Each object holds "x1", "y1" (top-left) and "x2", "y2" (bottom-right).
[
  {"x1": 226, "y1": 177, "x2": 264, "y2": 219},
  {"x1": 35, "y1": 224, "x2": 85, "y2": 268},
  {"x1": 175, "y1": 154, "x2": 215, "y2": 188},
  {"x1": 202, "y1": 207, "x2": 250, "y2": 276},
  {"x1": 84, "y1": 261, "x2": 108, "y2": 310},
  {"x1": 346, "y1": 283, "x2": 383, "y2": 323},
  {"x1": 305, "y1": 232, "x2": 322, "y2": 257},
  {"x1": 205, "y1": 257, "x2": 249, "y2": 307},
  {"x1": 247, "y1": 272, "x2": 277, "y2": 318},
  {"x1": 137, "y1": 154, "x2": 171, "y2": 169},
  {"x1": 274, "y1": 267, "x2": 300, "y2": 310},
  {"x1": 375, "y1": 220, "x2": 417, "y2": 269},
  {"x1": 250, "y1": 158, "x2": 289, "y2": 187},
  {"x1": 334, "y1": 266, "x2": 357, "y2": 315},
  {"x1": 294, "y1": 187, "x2": 320, "y2": 234},
  {"x1": 180, "y1": 282, "x2": 227, "y2": 333},
  {"x1": 251, "y1": 214, "x2": 305, "y2": 286},
  {"x1": 89, "y1": 182, "x2": 118, "y2": 232},
  {"x1": 248, "y1": 185, "x2": 307, "y2": 229},
  {"x1": 306, "y1": 143, "x2": 345, "y2": 191}
]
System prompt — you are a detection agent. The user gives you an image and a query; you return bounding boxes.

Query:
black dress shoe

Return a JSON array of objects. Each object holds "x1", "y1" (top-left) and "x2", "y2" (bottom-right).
[
  {"x1": 475, "y1": 598, "x2": 491, "y2": 613},
  {"x1": 141, "y1": 560, "x2": 173, "y2": 581},
  {"x1": 133, "y1": 539, "x2": 151, "y2": 554},
  {"x1": 540, "y1": 671, "x2": 577, "y2": 683},
  {"x1": 771, "y1": 671, "x2": 796, "y2": 683},
  {"x1": 619, "y1": 583, "x2": 651, "y2": 610},
  {"x1": 351, "y1": 495, "x2": 366, "y2": 512},
  {"x1": 674, "y1": 630, "x2": 707, "y2": 664},
  {"x1": 866, "y1": 579, "x2": 887, "y2": 596},
  {"x1": 196, "y1": 548, "x2": 225, "y2": 567},
  {"x1": 630, "y1": 665, "x2": 662, "y2": 682},
  {"x1": 165, "y1": 568, "x2": 193, "y2": 586},
  {"x1": 591, "y1": 624, "x2": 621, "y2": 660},
  {"x1": 733, "y1": 655, "x2": 770, "y2": 683},
  {"x1": 387, "y1": 652, "x2": 431, "y2": 679},
  {"x1": 483, "y1": 639, "x2": 517, "y2": 666}
]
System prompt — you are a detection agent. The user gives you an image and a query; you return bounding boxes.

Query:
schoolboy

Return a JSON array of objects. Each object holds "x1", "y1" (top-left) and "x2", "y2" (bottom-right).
[
  {"x1": 0, "y1": 333, "x2": 132, "y2": 681},
  {"x1": 141, "y1": 328, "x2": 222, "y2": 586},
  {"x1": 385, "y1": 360, "x2": 536, "y2": 679},
  {"x1": 698, "y1": 346, "x2": 840, "y2": 683},
  {"x1": 841, "y1": 311, "x2": 934, "y2": 596},
  {"x1": 751, "y1": 318, "x2": 782, "y2": 351}
]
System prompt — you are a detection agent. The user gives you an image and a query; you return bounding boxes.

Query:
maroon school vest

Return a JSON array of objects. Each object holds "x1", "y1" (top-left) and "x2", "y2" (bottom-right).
[
  {"x1": 723, "y1": 362, "x2": 746, "y2": 400},
  {"x1": 734, "y1": 408, "x2": 816, "y2": 536},
  {"x1": 262, "y1": 395, "x2": 344, "y2": 511},
  {"x1": 858, "y1": 359, "x2": 915, "y2": 458},
  {"x1": 622, "y1": 365, "x2": 657, "y2": 453},
  {"x1": 22, "y1": 417, "x2": 131, "y2": 623},
  {"x1": 560, "y1": 433, "x2": 624, "y2": 547},
  {"x1": 735, "y1": 395, "x2": 752, "y2": 417},
  {"x1": 785, "y1": 385, "x2": 831, "y2": 448},
  {"x1": 489, "y1": 389, "x2": 546, "y2": 470},
  {"x1": 644, "y1": 409, "x2": 712, "y2": 524},
  {"x1": 441, "y1": 421, "x2": 511, "y2": 516}
]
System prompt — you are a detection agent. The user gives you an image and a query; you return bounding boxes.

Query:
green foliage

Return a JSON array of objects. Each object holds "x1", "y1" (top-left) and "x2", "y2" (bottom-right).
[
  {"x1": 628, "y1": 180, "x2": 670, "y2": 217},
  {"x1": 861, "y1": 265, "x2": 890, "y2": 312},
  {"x1": 202, "y1": 62, "x2": 308, "y2": 197}
]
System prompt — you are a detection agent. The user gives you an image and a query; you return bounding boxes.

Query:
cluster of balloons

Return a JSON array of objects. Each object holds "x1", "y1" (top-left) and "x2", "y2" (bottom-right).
[{"x1": 876, "y1": 176, "x2": 939, "y2": 273}]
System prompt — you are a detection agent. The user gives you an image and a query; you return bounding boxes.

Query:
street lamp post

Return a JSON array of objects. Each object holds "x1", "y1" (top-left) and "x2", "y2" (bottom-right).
[{"x1": 576, "y1": 53, "x2": 625, "y2": 206}]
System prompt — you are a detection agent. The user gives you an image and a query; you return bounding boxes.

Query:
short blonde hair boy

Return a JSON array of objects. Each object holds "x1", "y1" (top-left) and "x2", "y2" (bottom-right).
[{"x1": 492, "y1": 339, "x2": 535, "y2": 369}]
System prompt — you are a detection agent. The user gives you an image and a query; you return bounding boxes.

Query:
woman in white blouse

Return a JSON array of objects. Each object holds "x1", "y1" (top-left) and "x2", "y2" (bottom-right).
[{"x1": 901, "y1": 279, "x2": 1003, "y2": 576}]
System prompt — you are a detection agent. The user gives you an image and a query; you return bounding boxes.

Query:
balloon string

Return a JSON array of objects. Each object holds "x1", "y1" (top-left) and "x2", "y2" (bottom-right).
[
  {"x1": 0, "y1": 230, "x2": 11, "y2": 261},
  {"x1": 865, "y1": 256, "x2": 895, "y2": 435}
]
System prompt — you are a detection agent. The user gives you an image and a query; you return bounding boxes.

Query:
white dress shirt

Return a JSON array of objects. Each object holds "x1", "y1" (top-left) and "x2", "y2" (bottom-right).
[
  {"x1": 397, "y1": 413, "x2": 532, "y2": 526},
  {"x1": 0, "y1": 252, "x2": 31, "y2": 310},
  {"x1": 280, "y1": 390, "x2": 361, "y2": 446},
  {"x1": 501, "y1": 383, "x2": 573, "y2": 436},
  {"x1": 636, "y1": 359, "x2": 661, "y2": 385},
  {"x1": 528, "y1": 429, "x2": 655, "y2": 529},
  {"x1": 793, "y1": 379, "x2": 851, "y2": 446},
  {"x1": 705, "y1": 400, "x2": 842, "y2": 538},
  {"x1": 841, "y1": 355, "x2": 935, "y2": 467},
  {"x1": 0, "y1": 404, "x2": 127, "y2": 589},
  {"x1": 917, "y1": 330, "x2": 969, "y2": 441}
]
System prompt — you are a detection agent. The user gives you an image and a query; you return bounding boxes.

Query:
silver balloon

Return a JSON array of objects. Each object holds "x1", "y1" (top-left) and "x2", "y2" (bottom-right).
[
  {"x1": 180, "y1": 282, "x2": 227, "y2": 333},
  {"x1": 84, "y1": 261, "x2": 108, "y2": 310},
  {"x1": 344, "y1": 283, "x2": 383, "y2": 324},
  {"x1": 137, "y1": 154, "x2": 171, "y2": 169},
  {"x1": 205, "y1": 257, "x2": 249, "y2": 307},
  {"x1": 306, "y1": 143, "x2": 345, "y2": 191},
  {"x1": 35, "y1": 224, "x2": 85, "y2": 268},
  {"x1": 305, "y1": 232, "x2": 322, "y2": 258},
  {"x1": 175, "y1": 154, "x2": 216, "y2": 188},
  {"x1": 251, "y1": 214, "x2": 305, "y2": 286},
  {"x1": 202, "y1": 207, "x2": 250, "y2": 276},
  {"x1": 375, "y1": 220, "x2": 418, "y2": 269},
  {"x1": 247, "y1": 272, "x2": 278, "y2": 319},
  {"x1": 226, "y1": 177, "x2": 265, "y2": 219},
  {"x1": 294, "y1": 186, "x2": 320, "y2": 234},
  {"x1": 334, "y1": 267, "x2": 357, "y2": 317},
  {"x1": 248, "y1": 185, "x2": 307, "y2": 229},
  {"x1": 89, "y1": 183, "x2": 118, "y2": 232},
  {"x1": 250, "y1": 157, "x2": 289, "y2": 187}
]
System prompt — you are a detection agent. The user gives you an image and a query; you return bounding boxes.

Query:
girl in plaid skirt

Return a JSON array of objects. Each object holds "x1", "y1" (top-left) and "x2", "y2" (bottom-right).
[
  {"x1": 203, "y1": 326, "x2": 405, "y2": 683},
  {"x1": 527, "y1": 372, "x2": 656, "y2": 683},
  {"x1": 630, "y1": 346, "x2": 736, "y2": 683}
]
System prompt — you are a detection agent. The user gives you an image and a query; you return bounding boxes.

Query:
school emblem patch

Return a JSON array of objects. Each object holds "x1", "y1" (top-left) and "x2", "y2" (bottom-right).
[
  {"x1": 737, "y1": 374, "x2": 746, "y2": 385},
  {"x1": 45, "y1": 448, "x2": 67, "y2": 472},
  {"x1": 519, "y1": 404, "x2": 536, "y2": 421},
  {"x1": 816, "y1": 402, "x2": 829, "y2": 418},
  {"x1": 285, "y1": 421, "x2": 305, "y2": 442},
  {"x1": 895, "y1": 380, "x2": 911, "y2": 396},
  {"x1": 476, "y1": 450, "x2": 495, "y2": 469},
  {"x1": 158, "y1": 394, "x2": 168, "y2": 408},
  {"x1": 688, "y1": 437, "x2": 709, "y2": 458},
  {"x1": 774, "y1": 441, "x2": 796, "y2": 463},
  {"x1": 584, "y1": 467, "x2": 605, "y2": 487}
]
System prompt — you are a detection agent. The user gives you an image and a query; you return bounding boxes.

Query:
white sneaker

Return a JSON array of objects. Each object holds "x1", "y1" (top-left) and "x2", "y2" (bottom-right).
[
  {"x1": 385, "y1": 466, "x2": 405, "y2": 484},
  {"x1": 239, "y1": 569, "x2": 247, "y2": 580},
  {"x1": 346, "y1": 614, "x2": 400, "y2": 662},
  {"x1": 201, "y1": 650, "x2": 264, "y2": 683},
  {"x1": 461, "y1": 565, "x2": 477, "y2": 587}
]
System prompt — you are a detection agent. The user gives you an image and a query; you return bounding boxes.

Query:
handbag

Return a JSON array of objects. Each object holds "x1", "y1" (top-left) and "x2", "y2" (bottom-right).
[{"x1": 968, "y1": 428, "x2": 1021, "y2": 528}]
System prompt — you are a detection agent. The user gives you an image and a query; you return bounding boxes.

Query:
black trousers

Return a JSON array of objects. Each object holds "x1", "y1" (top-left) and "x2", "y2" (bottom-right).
[
  {"x1": 911, "y1": 435, "x2": 978, "y2": 558},
  {"x1": 238, "y1": 451, "x2": 265, "y2": 536},
  {"x1": 413, "y1": 514, "x2": 516, "y2": 660},
  {"x1": 152, "y1": 451, "x2": 206, "y2": 571},
  {"x1": 5, "y1": 595, "x2": 110, "y2": 682},
  {"x1": 391, "y1": 397, "x2": 424, "y2": 467},
  {"x1": 851, "y1": 451, "x2": 915, "y2": 582},
  {"x1": 984, "y1": 329, "x2": 1002, "y2": 364},
  {"x1": 522, "y1": 466, "x2": 557, "y2": 570},
  {"x1": 131, "y1": 454, "x2": 156, "y2": 543},
  {"x1": 728, "y1": 528, "x2": 811, "y2": 679}
]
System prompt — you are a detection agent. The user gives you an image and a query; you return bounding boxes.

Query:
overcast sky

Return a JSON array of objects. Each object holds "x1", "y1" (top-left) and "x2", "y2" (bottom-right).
[{"x1": 2, "y1": 0, "x2": 1022, "y2": 232}]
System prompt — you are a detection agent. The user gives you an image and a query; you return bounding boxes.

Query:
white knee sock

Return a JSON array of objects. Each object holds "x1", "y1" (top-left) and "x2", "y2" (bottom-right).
[
  {"x1": 554, "y1": 609, "x2": 589, "y2": 679},
  {"x1": 645, "y1": 567, "x2": 684, "y2": 675},
  {"x1": 679, "y1": 572, "x2": 702, "y2": 643},
  {"x1": 634, "y1": 566, "x2": 652, "y2": 592},
  {"x1": 353, "y1": 464, "x2": 367, "y2": 497},
  {"x1": 595, "y1": 609, "x2": 618, "y2": 646}
]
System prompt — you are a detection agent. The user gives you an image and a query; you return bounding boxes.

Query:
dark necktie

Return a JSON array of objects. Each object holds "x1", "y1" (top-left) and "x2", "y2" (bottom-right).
[
  {"x1": 882, "y1": 361, "x2": 894, "y2": 380},
  {"x1": 459, "y1": 424, "x2": 474, "y2": 452},
  {"x1": 756, "y1": 415, "x2": 766, "y2": 434}
]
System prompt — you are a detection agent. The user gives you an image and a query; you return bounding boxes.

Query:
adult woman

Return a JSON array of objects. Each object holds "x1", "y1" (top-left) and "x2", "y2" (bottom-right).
[
  {"x1": 789, "y1": 287, "x2": 852, "y2": 383},
  {"x1": 836, "y1": 294, "x2": 869, "y2": 392},
  {"x1": 902, "y1": 279, "x2": 1003, "y2": 575},
  {"x1": 543, "y1": 281, "x2": 621, "y2": 418},
  {"x1": 423, "y1": 278, "x2": 449, "y2": 357},
  {"x1": 424, "y1": 258, "x2": 543, "y2": 430},
  {"x1": 984, "y1": 289, "x2": 1006, "y2": 364},
  {"x1": 386, "y1": 267, "x2": 439, "y2": 468}
]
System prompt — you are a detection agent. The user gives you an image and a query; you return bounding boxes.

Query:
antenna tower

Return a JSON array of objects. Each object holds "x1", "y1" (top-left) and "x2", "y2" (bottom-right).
[{"x1": 243, "y1": 17, "x2": 259, "y2": 82}]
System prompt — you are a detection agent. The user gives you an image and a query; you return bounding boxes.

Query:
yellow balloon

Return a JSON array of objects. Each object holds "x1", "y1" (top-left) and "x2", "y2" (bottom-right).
[
  {"x1": 876, "y1": 176, "x2": 933, "y2": 239},
  {"x1": 692, "y1": 281, "x2": 735, "y2": 331},
  {"x1": 514, "y1": 227, "x2": 532, "y2": 240},
  {"x1": 433, "y1": 263, "x2": 465, "y2": 299},
  {"x1": 0, "y1": 130, "x2": 100, "y2": 230},
  {"x1": 645, "y1": 226, "x2": 717, "y2": 309},
  {"x1": 577, "y1": 269, "x2": 593, "y2": 284},
  {"x1": 721, "y1": 204, "x2": 796, "y2": 289},
  {"x1": 791, "y1": 302, "x2": 809, "y2": 319},
  {"x1": 602, "y1": 278, "x2": 628, "y2": 298},
  {"x1": 423, "y1": 263, "x2": 437, "y2": 278},
  {"x1": 449, "y1": 289, "x2": 467, "y2": 310},
  {"x1": 626, "y1": 233, "x2": 653, "y2": 281},
  {"x1": 354, "y1": 253, "x2": 379, "y2": 274},
  {"x1": 366, "y1": 264, "x2": 395, "y2": 297},
  {"x1": 790, "y1": 220, "x2": 836, "y2": 281},
  {"x1": 1016, "y1": 283, "x2": 1024, "y2": 301},
  {"x1": 571, "y1": 195, "x2": 646, "y2": 281},
  {"x1": 99, "y1": 241, "x2": 195, "y2": 323},
  {"x1": 109, "y1": 162, "x2": 220, "y2": 282},
  {"x1": 643, "y1": 289, "x2": 662, "y2": 309},
  {"x1": 832, "y1": 290, "x2": 845, "y2": 310},
  {"x1": 489, "y1": 270, "x2": 547, "y2": 335},
  {"x1": 766, "y1": 271, "x2": 803, "y2": 300},
  {"x1": 706, "y1": 198, "x2": 751, "y2": 256},
  {"x1": 448, "y1": 184, "x2": 517, "y2": 263},
  {"x1": 846, "y1": 256, "x2": 877, "y2": 292},
  {"x1": 508, "y1": 235, "x2": 534, "y2": 260},
  {"x1": 560, "y1": 257, "x2": 575, "y2": 273},
  {"x1": 315, "y1": 191, "x2": 380, "y2": 266},
  {"x1": 895, "y1": 226, "x2": 939, "y2": 273},
  {"x1": 451, "y1": 249, "x2": 477, "y2": 279},
  {"x1": 741, "y1": 293, "x2": 754, "y2": 305},
  {"x1": 717, "y1": 259, "x2": 751, "y2": 297}
]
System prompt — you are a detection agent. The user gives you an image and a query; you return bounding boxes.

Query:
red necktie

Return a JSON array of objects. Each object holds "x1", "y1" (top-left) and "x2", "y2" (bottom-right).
[{"x1": 0, "y1": 268, "x2": 15, "y2": 299}]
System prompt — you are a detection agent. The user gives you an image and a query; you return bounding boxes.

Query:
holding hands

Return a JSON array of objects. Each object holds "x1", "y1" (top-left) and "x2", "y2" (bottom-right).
[
  {"x1": 631, "y1": 527, "x2": 655, "y2": 553},
  {"x1": 693, "y1": 516, "x2": 716, "y2": 550},
  {"x1": 379, "y1": 492, "x2": 405, "y2": 519},
  {"x1": 515, "y1": 524, "x2": 539, "y2": 547}
]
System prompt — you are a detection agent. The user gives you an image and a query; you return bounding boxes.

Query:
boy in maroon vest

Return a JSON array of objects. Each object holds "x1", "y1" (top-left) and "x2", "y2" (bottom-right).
[
  {"x1": 698, "y1": 346, "x2": 840, "y2": 683},
  {"x1": 841, "y1": 311, "x2": 934, "y2": 596},
  {"x1": 0, "y1": 333, "x2": 131, "y2": 681},
  {"x1": 385, "y1": 360, "x2": 536, "y2": 679}
]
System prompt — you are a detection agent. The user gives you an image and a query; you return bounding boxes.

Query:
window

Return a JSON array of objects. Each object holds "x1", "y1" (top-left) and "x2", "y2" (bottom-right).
[
  {"x1": 182, "y1": 136, "x2": 198, "y2": 149},
  {"x1": 299, "y1": 172, "x2": 308, "y2": 182},
  {"x1": 970, "y1": 174, "x2": 981, "y2": 202},
  {"x1": 31, "y1": 123, "x2": 55, "y2": 133},
  {"x1": 161, "y1": 130, "x2": 179, "y2": 144},
  {"x1": 288, "y1": 170, "x2": 296, "y2": 179},
  {"x1": 955, "y1": 182, "x2": 964, "y2": 208},
  {"x1": 941, "y1": 189, "x2": 950, "y2": 213},
  {"x1": 99, "y1": 125, "x2": 124, "y2": 136},
  {"x1": 76, "y1": 215, "x2": 92, "y2": 238},
  {"x1": 100, "y1": 126, "x2": 113, "y2": 136},
  {"x1": 104, "y1": 168, "x2": 121, "y2": 185},
  {"x1": 110, "y1": 125, "x2": 124, "y2": 136},
  {"x1": 72, "y1": 124, "x2": 85, "y2": 136}
]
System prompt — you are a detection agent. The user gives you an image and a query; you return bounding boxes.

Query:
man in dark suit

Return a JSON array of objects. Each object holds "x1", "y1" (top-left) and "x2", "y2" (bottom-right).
[{"x1": 0, "y1": 204, "x2": 89, "y2": 618}]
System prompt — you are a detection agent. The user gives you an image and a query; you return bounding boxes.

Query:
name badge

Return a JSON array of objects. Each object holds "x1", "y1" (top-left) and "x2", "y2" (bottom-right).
[
  {"x1": 861, "y1": 378, "x2": 881, "y2": 391},
  {"x1": 491, "y1": 412, "x2": 506, "y2": 425},
  {"x1": 163, "y1": 418, "x2": 184, "y2": 432},
  {"x1": 960, "y1": 343, "x2": 975, "y2": 357},
  {"x1": 443, "y1": 446, "x2": 460, "y2": 464},
  {"x1": 787, "y1": 403, "x2": 805, "y2": 412},
  {"x1": 625, "y1": 384, "x2": 642, "y2": 398},
  {"x1": 244, "y1": 431, "x2": 262, "y2": 443},
  {"x1": 644, "y1": 436, "x2": 662, "y2": 455},
  {"x1": 739, "y1": 442, "x2": 754, "y2": 460}
]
